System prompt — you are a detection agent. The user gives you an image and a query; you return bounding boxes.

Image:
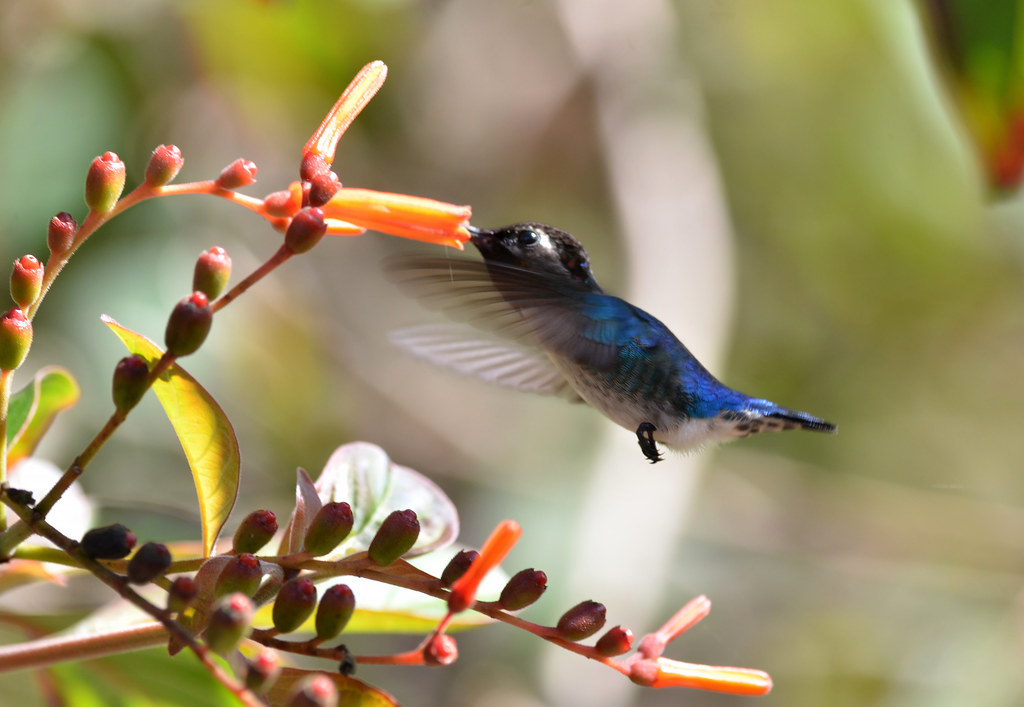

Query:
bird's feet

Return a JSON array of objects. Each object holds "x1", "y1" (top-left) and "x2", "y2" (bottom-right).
[{"x1": 636, "y1": 422, "x2": 662, "y2": 464}]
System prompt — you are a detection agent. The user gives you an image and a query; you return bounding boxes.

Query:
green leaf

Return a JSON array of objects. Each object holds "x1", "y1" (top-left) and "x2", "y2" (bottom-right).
[
  {"x1": 266, "y1": 668, "x2": 398, "y2": 707},
  {"x1": 102, "y1": 315, "x2": 239, "y2": 557},
  {"x1": 5, "y1": 366, "x2": 80, "y2": 466}
]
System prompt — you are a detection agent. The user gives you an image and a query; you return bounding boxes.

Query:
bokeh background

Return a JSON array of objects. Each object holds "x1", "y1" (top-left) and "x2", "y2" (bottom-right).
[{"x1": 2, "y1": 0, "x2": 1023, "y2": 705}]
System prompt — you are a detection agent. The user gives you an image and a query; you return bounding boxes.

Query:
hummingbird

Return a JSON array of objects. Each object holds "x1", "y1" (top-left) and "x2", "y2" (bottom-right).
[{"x1": 386, "y1": 222, "x2": 835, "y2": 463}]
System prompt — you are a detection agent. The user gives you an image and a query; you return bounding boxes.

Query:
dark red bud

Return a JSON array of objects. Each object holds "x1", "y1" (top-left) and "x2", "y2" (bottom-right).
[
  {"x1": 112, "y1": 354, "x2": 150, "y2": 412},
  {"x1": 424, "y1": 634, "x2": 458, "y2": 666},
  {"x1": 192, "y1": 246, "x2": 232, "y2": 300},
  {"x1": 145, "y1": 144, "x2": 184, "y2": 187},
  {"x1": 47, "y1": 212, "x2": 77, "y2": 256},
  {"x1": 272, "y1": 576, "x2": 318, "y2": 633},
  {"x1": 499, "y1": 568, "x2": 547, "y2": 611},
  {"x1": 315, "y1": 583, "x2": 355, "y2": 641},
  {"x1": 11, "y1": 255, "x2": 43, "y2": 309},
  {"x1": 215, "y1": 552, "x2": 263, "y2": 597},
  {"x1": 283, "y1": 207, "x2": 327, "y2": 254},
  {"x1": 164, "y1": 291, "x2": 212, "y2": 356},
  {"x1": 367, "y1": 509, "x2": 420, "y2": 566},
  {"x1": 84, "y1": 151, "x2": 126, "y2": 214},
  {"x1": 168, "y1": 576, "x2": 198, "y2": 613},
  {"x1": 206, "y1": 592, "x2": 253, "y2": 655},
  {"x1": 80, "y1": 523, "x2": 137, "y2": 560},
  {"x1": 556, "y1": 600, "x2": 607, "y2": 641},
  {"x1": 307, "y1": 171, "x2": 340, "y2": 207},
  {"x1": 245, "y1": 648, "x2": 282, "y2": 693},
  {"x1": 302, "y1": 501, "x2": 354, "y2": 556},
  {"x1": 126, "y1": 542, "x2": 172, "y2": 584},
  {"x1": 232, "y1": 509, "x2": 278, "y2": 554},
  {"x1": 215, "y1": 159, "x2": 257, "y2": 189},
  {"x1": 0, "y1": 307, "x2": 32, "y2": 371},
  {"x1": 264, "y1": 189, "x2": 301, "y2": 218},
  {"x1": 595, "y1": 625, "x2": 634, "y2": 657},
  {"x1": 285, "y1": 673, "x2": 337, "y2": 707},
  {"x1": 440, "y1": 549, "x2": 479, "y2": 588},
  {"x1": 300, "y1": 153, "x2": 330, "y2": 183}
]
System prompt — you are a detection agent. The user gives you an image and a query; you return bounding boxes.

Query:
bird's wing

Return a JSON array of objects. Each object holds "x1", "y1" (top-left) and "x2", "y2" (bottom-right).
[
  {"x1": 390, "y1": 324, "x2": 581, "y2": 400},
  {"x1": 383, "y1": 257, "x2": 621, "y2": 370}
]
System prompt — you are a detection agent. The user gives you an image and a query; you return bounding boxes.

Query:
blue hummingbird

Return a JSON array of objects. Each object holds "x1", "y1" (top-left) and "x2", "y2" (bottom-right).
[{"x1": 386, "y1": 222, "x2": 835, "y2": 463}]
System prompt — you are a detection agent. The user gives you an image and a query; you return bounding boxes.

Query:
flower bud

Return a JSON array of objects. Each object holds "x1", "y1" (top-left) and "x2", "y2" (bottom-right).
[
  {"x1": 11, "y1": 255, "x2": 43, "y2": 309},
  {"x1": 499, "y1": 568, "x2": 547, "y2": 611},
  {"x1": 0, "y1": 308, "x2": 32, "y2": 371},
  {"x1": 215, "y1": 552, "x2": 263, "y2": 597},
  {"x1": 315, "y1": 583, "x2": 355, "y2": 641},
  {"x1": 300, "y1": 153, "x2": 330, "y2": 183},
  {"x1": 264, "y1": 188, "x2": 302, "y2": 218},
  {"x1": 205, "y1": 592, "x2": 253, "y2": 655},
  {"x1": 232, "y1": 509, "x2": 278, "y2": 554},
  {"x1": 84, "y1": 151, "x2": 126, "y2": 214},
  {"x1": 424, "y1": 634, "x2": 457, "y2": 666},
  {"x1": 307, "y1": 171, "x2": 340, "y2": 207},
  {"x1": 164, "y1": 291, "x2": 212, "y2": 356},
  {"x1": 127, "y1": 541, "x2": 172, "y2": 584},
  {"x1": 245, "y1": 648, "x2": 282, "y2": 693},
  {"x1": 145, "y1": 144, "x2": 184, "y2": 187},
  {"x1": 215, "y1": 159, "x2": 257, "y2": 189},
  {"x1": 367, "y1": 509, "x2": 419, "y2": 566},
  {"x1": 283, "y1": 207, "x2": 327, "y2": 254},
  {"x1": 47, "y1": 212, "x2": 77, "y2": 256},
  {"x1": 302, "y1": 501, "x2": 353, "y2": 556},
  {"x1": 556, "y1": 600, "x2": 606, "y2": 641},
  {"x1": 192, "y1": 246, "x2": 232, "y2": 300},
  {"x1": 112, "y1": 354, "x2": 150, "y2": 412},
  {"x1": 285, "y1": 673, "x2": 337, "y2": 707},
  {"x1": 168, "y1": 576, "x2": 198, "y2": 613},
  {"x1": 80, "y1": 523, "x2": 136, "y2": 560},
  {"x1": 595, "y1": 625, "x2": 634, "y2": 657},
  {"x1": 440, "y1": 549, "x2": 478, "y2": 588},
  {"x1": 272, "y1": 576, "x2": 318, "y2": 634}
]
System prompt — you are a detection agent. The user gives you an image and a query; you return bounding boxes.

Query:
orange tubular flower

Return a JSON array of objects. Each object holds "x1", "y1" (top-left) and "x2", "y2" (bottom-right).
[
  {"x1": 448, "y1": 520, "x2": 522, "y2": 613},
  {"x1": 647, "y1": 658, "x2": 772, "y2": 696}
]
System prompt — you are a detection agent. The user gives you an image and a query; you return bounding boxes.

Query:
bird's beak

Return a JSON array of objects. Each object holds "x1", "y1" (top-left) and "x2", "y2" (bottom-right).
[{"x1": 464, "y1": 224, "x2": 492, "y2": 252}]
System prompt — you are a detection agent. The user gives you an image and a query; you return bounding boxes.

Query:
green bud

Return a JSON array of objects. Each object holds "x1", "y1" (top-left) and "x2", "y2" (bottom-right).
[
  {"x1": 112, "y1": 354, "x2": 150, "y2": 412},
  {"x1": 285, "y1": 673, "x2": 338, "y2": 707},
  {"x1": 302, "y1": 502, "x2": 353, "y2": 556},
  {"x1": 168, "y1": 576, "x2": 197, "y2": 613},
  {"x1": 84, "y1": 151, "x2": 126, "y2": 214},
  {"x1": 127, "y1": 542, "x2": 172, "y2": 584},
  {"x1": 144, "y1": 144, "x2": 184, "y2": 187},
  {"x1": 192, "y1": 246, "x2": 232, "y2": 300},
  {"x1": 11, "y1": 255, "x2": 43, "y2": 309},
  {"x1": 367, "y1": 509, "x2": 419, "y2": 566},
  {"x1": 205, "y1": 592, "x2": 253, "y2": 655},
  {"x1": 245, "y1": 649, "x2": 282, "y2": 693},
  {"x1": 232, "y1": 509, "x2": 278, "y2": 554},
  {"x1": 272, "y1": 577, "x2": 318, "y2": 634},
  {"x1": 215, "y1": 553, "x2": 263, "y2": 598},
  {"x1": 315, "y1": 584, "x2": 355, "y2": 641},
  {"x1": 0, "y1": 308, "x2": 32, "y2": 371},
  {"x1": 164, "y1": 291, "x2": 212, "y2": 356}
]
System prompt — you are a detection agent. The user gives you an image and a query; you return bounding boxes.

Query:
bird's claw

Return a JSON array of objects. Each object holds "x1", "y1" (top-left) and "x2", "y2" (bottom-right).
[{"x1": 636, "y1": 422, "x2": 662, "y2": 464}]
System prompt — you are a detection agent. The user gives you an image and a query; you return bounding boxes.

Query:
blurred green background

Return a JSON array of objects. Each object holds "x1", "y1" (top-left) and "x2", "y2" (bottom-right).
[{"x1": 2, "y1": 0, "x2": 1023, "y2": 705}]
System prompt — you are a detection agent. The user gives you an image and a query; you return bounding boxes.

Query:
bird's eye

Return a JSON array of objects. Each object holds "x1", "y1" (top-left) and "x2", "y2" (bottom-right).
[{"x1": 517, "y1": 230, "x2": 539, "y2": 247}]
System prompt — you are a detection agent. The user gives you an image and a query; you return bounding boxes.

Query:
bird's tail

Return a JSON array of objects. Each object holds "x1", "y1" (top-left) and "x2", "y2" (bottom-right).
[{"x1": 764, "y1": 405, "x2": 836, "y2": 433}]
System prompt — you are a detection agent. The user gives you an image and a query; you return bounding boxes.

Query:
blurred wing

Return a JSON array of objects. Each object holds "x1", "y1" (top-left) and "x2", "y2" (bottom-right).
[
  {"x1": 390, "y1": 324, "x2": 581, "y2": 400},
  {"x1": 383, "y1": 257, "x2": 619, "y2": 370}
]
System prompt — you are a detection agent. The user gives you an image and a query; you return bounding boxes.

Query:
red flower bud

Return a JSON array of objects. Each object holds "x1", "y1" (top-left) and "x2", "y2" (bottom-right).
[
  {"x1": 424, "y1": 634, "x2": 457, "y2": 666},
  {"x1": 127, "y1": 541, "x2": 172, "y2": 584},
  {"x1": 272, "y1": 576, "x2": 318, "y2": 634},
  {"x1": 205, "y1": 592, "x2": 253, "y2": 655},
  {"x1": 264, "y1": 188, "x2": 302, "y2": 218},
  {"x1": 215, "y1": 158, "x2": 257, "y2": 189},
  {"x1": 307, "y1": 171, "x2": 341, "y2": 207},
  {"x1": 285, "y1": 673, "x2": 337, "y2": 707},
  {"x1": 300, "y1": 153, "x2": 330, "y2": 183},
  {"x1": 192, "y1": 246, "x2": 232, "y2": 300},
  {"x1": 11, "y1": 255, "x2": 43, "y2": 309},
  {"x1": 499, "y1": 568, "x2": 547, "y2": 611},
  {"x1": 595, "y1": 625, "x2": 633, "y2": 657},
  {"x1": 283, "y1": 207, "x2": 327, "y2": 254},
  {"x1": 315, "y1": 583, "x2": 355, "y2": 641},
  {"x1": 232, "y1": 509, "x2": 278, "y2": 554},
  {"x1": 168, "y1": 576, "x2": 198, "y2": 613},
  {"x1": 80, "y1": 523, "x2": 137, "y2": 560},
  {"x1": 556, "y1": 600, "x2": 606, "y2": 641},
  {"x1": 145, "y1": 144, "x2": 184, "y2": 187},
  {"x1": 367, "y1": 509, "x2": 420, "y2": 566},
  {"x1": 440, "y1": 549, "x2": 479, "y2": 588},
  {"x1": 245, "y1": 648, "x2": 282, "y2": 693},
  {"x1": 215, "y1": 552, "x2": 263, "y2": 597},
  {"x1": 164, "y1": 291, "x2": 212, "y2": 356},
  {"x1": 302, "y1": 501, "x2": 354, "y2": 556},
  {"x1": 112, "y1": 354, "x2": 150, "y2": 412},
  {"x1": 47, "y1": 212, "x2": 77, "y2": 256},
  {"x1": 84, "y1": 151, "x2": 126, "y2": 214},
  {"x1": 0, "y1": 307, "x2": 32, "y2": 371}
]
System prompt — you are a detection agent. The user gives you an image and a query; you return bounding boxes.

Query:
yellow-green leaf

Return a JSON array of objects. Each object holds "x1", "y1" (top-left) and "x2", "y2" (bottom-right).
[
  {"x1": 102, "y1": 315, "x2": 238, "y2": 557},
  {"x1": 6, "y1": 366, "x2": 80, "y2": 467}
]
